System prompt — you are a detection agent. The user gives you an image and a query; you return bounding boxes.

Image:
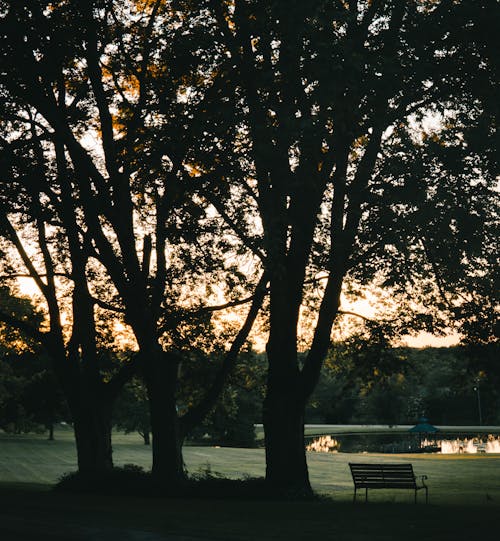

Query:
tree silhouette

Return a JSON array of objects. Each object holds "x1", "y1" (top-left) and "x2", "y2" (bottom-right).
[
  {"x1": 189, "y1": 0, "x2": 498, "y2": 491},
  {"x1": 0, "y1": 0, "x2": 266, "y2": 484}
]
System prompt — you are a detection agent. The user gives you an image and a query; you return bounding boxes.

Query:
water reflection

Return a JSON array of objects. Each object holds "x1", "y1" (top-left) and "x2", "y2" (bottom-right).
[
  {"x1": 306, "y1": 435, "x2": 339, "y2": 453},
  {"x1": 306, "y1": 434, "x2": 500, "y2": 454},
  {"x1": 436, "y1": 436, "x2": 500, "y2": 454}
]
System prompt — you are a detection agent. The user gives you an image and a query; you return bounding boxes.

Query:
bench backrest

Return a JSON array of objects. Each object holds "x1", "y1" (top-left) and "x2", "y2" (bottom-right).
[{"x1": 349, "y1": 463, "x2": 416, "y2": 488}]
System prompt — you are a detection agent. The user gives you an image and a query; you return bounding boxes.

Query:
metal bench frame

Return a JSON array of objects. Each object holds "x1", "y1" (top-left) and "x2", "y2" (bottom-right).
[{"x1": 349, "y1": 463, "x2": 428, "y2": 503}]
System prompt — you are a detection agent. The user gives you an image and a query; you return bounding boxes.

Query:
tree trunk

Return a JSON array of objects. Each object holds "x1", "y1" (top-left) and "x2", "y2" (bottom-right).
[
  {"x1": 144, "y1": 349, "x2": 184, "y2": 487},
  {"x1": 71, "y1": 395, "x2": 113, "y2": 474},
  {"x1": 263, "y1": 377, "x2": 311, "y2": 494},
  {"x1": 47, "y1": 421, "x2": 54, "y2": 441},
  {"x1": 262, "y1": 270, "x2": 312, "y2": 494},
  {"x1": 142, "y1": 430, "x2": 151, "y2": 445}
]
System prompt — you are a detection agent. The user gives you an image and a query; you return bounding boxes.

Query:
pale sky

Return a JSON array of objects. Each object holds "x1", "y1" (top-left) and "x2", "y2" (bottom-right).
[{"x1": 17, "y1": 271, "x2": 460, "y2": 351}]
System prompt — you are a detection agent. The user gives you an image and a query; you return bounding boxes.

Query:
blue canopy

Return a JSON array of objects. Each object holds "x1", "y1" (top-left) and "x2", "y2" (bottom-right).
[{"x1": 409, "y1": 417, "x2": 438, "y2": 433}]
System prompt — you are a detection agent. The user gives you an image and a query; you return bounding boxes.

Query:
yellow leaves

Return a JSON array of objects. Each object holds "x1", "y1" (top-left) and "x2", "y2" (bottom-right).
[
  {"x1": 353, "y1": 135, "x2": 369, "y2": 149},
  {"x1": 112, "y1": 112, "x2": 127, "y2": 135},
  {"x1": 349, "y1": 134, "x2": 369, "y2": 160},
  {"x1": 184, "y1": 163, "x2": 205, "y2": 178},
  {"x1": 422, "y1": 131, "x2": 444, "y2": 145},
  {"x1": 147, "y1": 63, "x2": 168, "y2": 79},
  {"x1": 416, "y1": 0, "x2": 443, "y2": 13},
  {"x1": 46, "y1": 1, "x2": 68, "y2": 12},
  {"x1": 93, "y1": 112, "x2": 126, "y2": 140},
  {"x1": 122, "y1": 74, "x2": 141, "y2": 97},
  {"x1": 223, "y1": 0, "x2": 236, "y2": 32},
  {"x1": 101, "y1": 64, "x2": 142, "y2": 100},
  {"x1": 395, "y1": 372, "x2": 405, "y2": 385},
  {"x1": 133, "y1": 0, "x2": 166, "y2": 12}
]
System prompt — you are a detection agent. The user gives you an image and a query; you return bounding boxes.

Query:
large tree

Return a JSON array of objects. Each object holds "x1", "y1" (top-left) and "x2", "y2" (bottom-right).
[
  {"x1": 185, "y1": 0, "x2": 499, "y2": 491},
  {"x1": 0, "y1": 0, "x2": 266, "y2": 485}
]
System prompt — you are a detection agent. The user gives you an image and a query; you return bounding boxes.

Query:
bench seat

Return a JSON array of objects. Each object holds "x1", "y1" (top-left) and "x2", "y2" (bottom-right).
[{"x1": 349, "y1": 463, "x2": 428, "y2": 503}]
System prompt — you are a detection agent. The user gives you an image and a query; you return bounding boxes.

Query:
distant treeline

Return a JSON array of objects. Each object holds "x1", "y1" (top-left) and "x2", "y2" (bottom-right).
[{"x1": 2, "y1": 341, "x2": 498, "y2": 445}]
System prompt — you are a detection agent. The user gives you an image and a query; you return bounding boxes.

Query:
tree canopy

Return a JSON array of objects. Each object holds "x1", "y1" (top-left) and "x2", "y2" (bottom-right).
[{"x1": 0, "y1": 0, "x2": 497, "y2": 493}]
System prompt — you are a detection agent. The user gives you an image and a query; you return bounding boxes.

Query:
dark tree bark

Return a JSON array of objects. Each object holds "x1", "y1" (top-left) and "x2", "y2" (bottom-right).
[
  {"x1": 71, "y1": 394, "x2": 113, "y2": 473},
  {"x1": 263, "y1": 375, "x2": 310, "y2": 491},
  {"x1": 143, "y1": 349, "x2": 184, "y2": 485}
]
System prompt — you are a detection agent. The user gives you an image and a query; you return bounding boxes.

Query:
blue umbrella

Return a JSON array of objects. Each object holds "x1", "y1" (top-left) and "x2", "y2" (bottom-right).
[{"x1": 409, "y1": 417, "x2": 439, "y2": 434}]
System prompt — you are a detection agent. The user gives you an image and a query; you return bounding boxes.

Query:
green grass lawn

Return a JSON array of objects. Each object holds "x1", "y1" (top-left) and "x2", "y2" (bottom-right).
[{"x1": 1, "y1": 430, "x2": 499, "y2": 539}]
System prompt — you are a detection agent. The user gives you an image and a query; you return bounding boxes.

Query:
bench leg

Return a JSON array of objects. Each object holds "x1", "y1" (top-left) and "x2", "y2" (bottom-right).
[
  {"x1": 415, "y1": 487, "x2": 429, "y2": 504},
  {"x1": 365, "y1": 488, "x2": 368, "y2": 503}
]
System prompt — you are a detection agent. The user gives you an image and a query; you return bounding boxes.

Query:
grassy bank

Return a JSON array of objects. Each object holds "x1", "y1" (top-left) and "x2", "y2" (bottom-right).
[
  {"x1": 1, "y1": 430, "x2": 500, "y2": 505},
  {"x1": 1, "y1": 430, "x2": 499, "y2": 539}
]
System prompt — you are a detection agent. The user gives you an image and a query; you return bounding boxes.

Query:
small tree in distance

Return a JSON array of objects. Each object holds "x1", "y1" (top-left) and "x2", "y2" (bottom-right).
[{"x1": 113, "y1": 377, "x2": 151, "y2": 445}]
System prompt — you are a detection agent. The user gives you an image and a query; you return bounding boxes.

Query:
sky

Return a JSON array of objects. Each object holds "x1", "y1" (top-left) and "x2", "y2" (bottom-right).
[{"x1": 17, "y1": 275, "x2": 460, "y2": 351}]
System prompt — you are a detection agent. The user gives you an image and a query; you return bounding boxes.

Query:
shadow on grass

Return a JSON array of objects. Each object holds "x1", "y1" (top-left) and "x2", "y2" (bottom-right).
[{"x1": 0, "y1": 478, "x2": 497, "y2": 540}]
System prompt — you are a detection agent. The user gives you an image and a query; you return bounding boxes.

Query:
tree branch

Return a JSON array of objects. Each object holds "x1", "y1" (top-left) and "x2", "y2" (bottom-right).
[{"x1": 180, "y1": 271, "x2": 268, "y2": 435}]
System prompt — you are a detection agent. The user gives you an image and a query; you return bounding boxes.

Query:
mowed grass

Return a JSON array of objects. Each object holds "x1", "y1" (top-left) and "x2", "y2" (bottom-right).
[
  {"x1": 1, "y1": 429, "x2": 500, "y2": 505},
  {"x1": 1, "y1": 430, "x2": 499, "y2": 539}
]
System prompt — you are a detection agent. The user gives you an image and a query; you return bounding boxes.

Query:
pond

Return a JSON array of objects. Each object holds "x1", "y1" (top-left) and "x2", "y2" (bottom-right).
[{"x1": 305, "y1": 433, "x2": 500, "y2": 454}]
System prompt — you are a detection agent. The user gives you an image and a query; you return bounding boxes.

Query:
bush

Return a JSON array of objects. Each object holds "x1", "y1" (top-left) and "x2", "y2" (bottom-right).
[
  {"x1": 55, "y1": 464, "x2": 154, "y2": 495},
  {"x1": 54, "y1": 463, "x2": 316, "y2": 501}
]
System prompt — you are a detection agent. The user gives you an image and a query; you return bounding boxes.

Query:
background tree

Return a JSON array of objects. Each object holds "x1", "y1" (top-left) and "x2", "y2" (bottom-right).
[
  {"x1": 113, "y1": 377, "x2": 151, "y2": 445},
  {"x1": 0, "y1": 286, "x2": 68, "y2": 436},
  {"x1": 183, "y1": 348, "x2": 266, "y2": 448}
]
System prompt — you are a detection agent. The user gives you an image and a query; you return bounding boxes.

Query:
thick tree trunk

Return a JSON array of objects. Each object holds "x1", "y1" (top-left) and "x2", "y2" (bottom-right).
[
  {"x1": 263, "y1": 378, "x2": 311, "y2": 494},
  {"x1": 264, "y1": 290, "x2": 312, "y2": 493},
  {"x1": 142, "y1": 430, "x2": 151, "y2": 445},
  {"x1": 144, "y1": 349, "x2": 184, "y2": 487},
  {"x1": 71, "y1": 396, "x2": 113, "y2": 474}
]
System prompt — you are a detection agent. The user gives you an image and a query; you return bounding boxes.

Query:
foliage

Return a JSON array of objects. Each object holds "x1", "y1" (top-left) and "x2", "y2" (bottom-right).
[
  {"x1": 113, "y1": 377, "x2": 151, "y2": 444},
  {"x1": 308, "y1": 339, "x2": 500, "y2": 426},
  {"x1": 173, "y1": 0, "x2": 500, "y2": 488},
  {"x1": 55, "y1": 464, "x2": 154, "y2": 495},
  {"x1": 0, "y1": 0, "x2": 267, "y2": 480},
  {"x1": 0, "y1": 287, "x2": 67, "y2": 434},
  {"x1": 0, "y1": 350, "x2": 68, "y2": 435},
  {"x1": 183, "y1": 349, "x2": 265, "y2": 447},
  {"x1": 0, "y1": 0, "x2": 497, "y2": 491}
]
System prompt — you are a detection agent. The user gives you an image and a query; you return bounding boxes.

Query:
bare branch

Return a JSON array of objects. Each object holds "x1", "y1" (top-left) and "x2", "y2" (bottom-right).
[{"x1": 180, "y1": 272, "x2": 268, "y2": 434}]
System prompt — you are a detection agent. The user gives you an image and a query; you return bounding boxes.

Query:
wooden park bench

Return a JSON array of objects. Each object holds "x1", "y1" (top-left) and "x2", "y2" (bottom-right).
[{"x1": 349, "y1": 463, "x2": 428, "y2": 503}]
